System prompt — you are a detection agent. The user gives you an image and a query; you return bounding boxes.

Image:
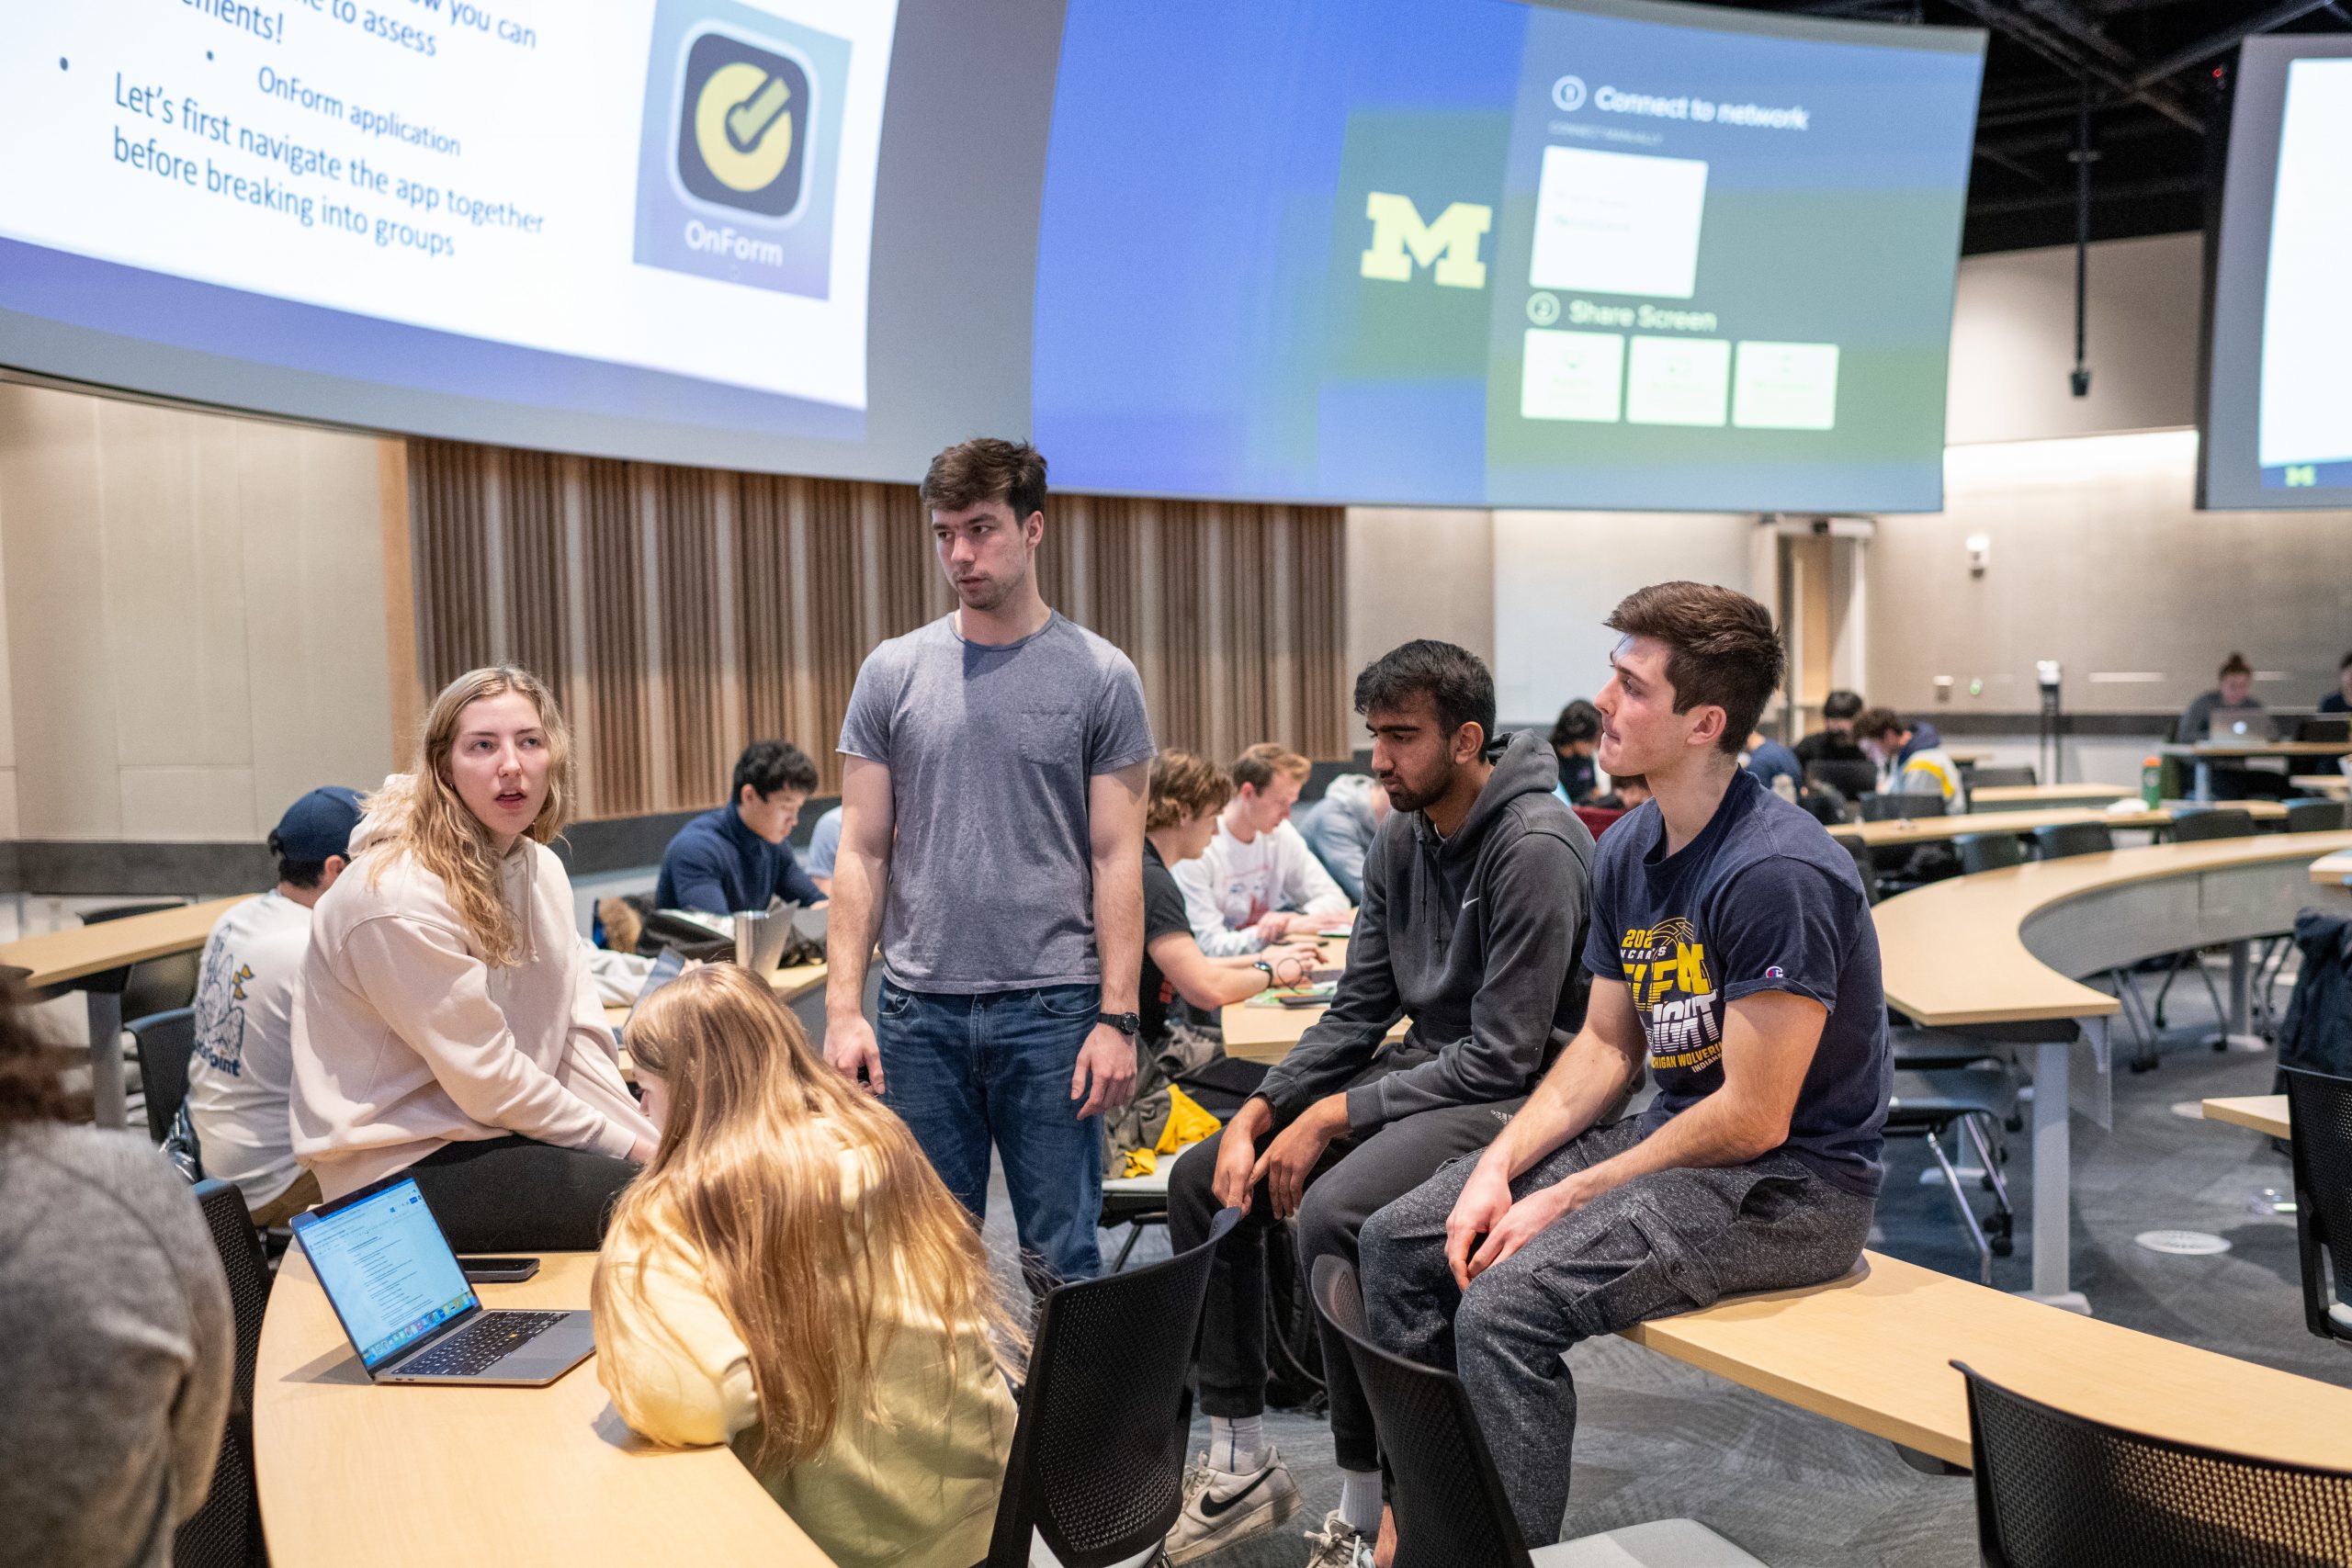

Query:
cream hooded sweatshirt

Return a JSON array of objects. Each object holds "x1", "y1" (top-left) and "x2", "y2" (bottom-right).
[{"x1": 289, "y1": 792, "x2": 656, "y2": 1201}]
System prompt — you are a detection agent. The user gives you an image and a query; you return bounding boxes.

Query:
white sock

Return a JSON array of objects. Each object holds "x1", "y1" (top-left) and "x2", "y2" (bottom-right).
[
  {"x1": 1338, "y1": 1469, "x2": 1382, "y2": 1534},
  {"x1": 1207, "y1": 1415, "x2": 1266, "y2": 1472}
]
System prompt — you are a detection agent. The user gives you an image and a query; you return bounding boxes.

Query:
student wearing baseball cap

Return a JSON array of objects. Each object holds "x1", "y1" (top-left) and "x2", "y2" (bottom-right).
[{"x1": 186, "y1": 785, "x2": 367, "y2": 1225}]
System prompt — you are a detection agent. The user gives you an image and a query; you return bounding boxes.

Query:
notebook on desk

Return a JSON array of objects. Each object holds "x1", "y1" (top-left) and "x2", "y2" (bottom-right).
[{"x1": 291, "y1": 1174, "x2": 595, "y2": 1386}]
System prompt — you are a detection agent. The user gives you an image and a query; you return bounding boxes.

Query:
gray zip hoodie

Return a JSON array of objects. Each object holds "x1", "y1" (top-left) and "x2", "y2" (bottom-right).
[{"x1": 1259, "y1": 730, "x2": 1596, "y2": 1132}]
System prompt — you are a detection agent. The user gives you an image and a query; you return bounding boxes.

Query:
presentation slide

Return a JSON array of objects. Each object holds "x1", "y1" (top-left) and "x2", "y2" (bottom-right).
[
  {"x1": 0, "y1": 0, "x2": 896, "y2": 423},
  {"x1": 2202, "y1": 34, "x2": 2352, "y2": 512},
  {"x1": 1032, "y1": 0, "x2": 1983, "y2": 513}
]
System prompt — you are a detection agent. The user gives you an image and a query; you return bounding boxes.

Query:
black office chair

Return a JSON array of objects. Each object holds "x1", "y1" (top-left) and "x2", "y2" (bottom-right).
[
  {"x1": 1955, "y1": 830, "x2": 2030, "y2": 876},
  {"x1": 2144, "y1": 810, "x2": 2254, "y2": 1054},
  {"x1": 1859, "y1": 793, "x2": 1947, "y2": 822},
  {"x1": 1954, "y1": 1359, "x2": 2352, "y2": 1566},
  {"x1": 177, "y1": 1179, "x2": 269, "y2": 1568},
  {"x1": 1837, "y1": 834, "x2": 1880, "y2": 906},
  {"x1": 79, "y1": 900, "x2": 203, "y2": 1025},
  {"x1": 2030, "y1": 820, "x2": 2114, "y2": 861},
  {"x1": 982, "y1": 1206, "x2": 1238, "y2": 1568},
  {"x1": 1969, "y1": 765, "x2": 2037, "y2": 790},
  {"x1": 1884, "y1": 1070, "x2": 2016, "y2": 1280},
  {"x1": 2285, "y1": 797, "x2": 2348, "y2": 834},
  {"x1": 2285, "y1": 1067, "x2": 2352, "y2": 1348},
  {"x1": 1806, "y1": 760, "x2": 1878, "y2": 809},
  {"x1": 1308, "y1": 1258, "x2": 1767, "y2": 1568},
  {"x1": 130, "y1": 1007, "x2": 198, "y2": 1147}
]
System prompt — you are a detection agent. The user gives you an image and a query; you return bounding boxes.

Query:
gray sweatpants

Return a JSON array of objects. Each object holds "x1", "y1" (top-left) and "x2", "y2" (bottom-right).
[{"x1": 1359, "y1": 1120, "x2": 1875, "y2": 1544}]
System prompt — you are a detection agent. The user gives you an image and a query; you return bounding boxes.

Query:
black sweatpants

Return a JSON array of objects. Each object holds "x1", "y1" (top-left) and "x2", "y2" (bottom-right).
[
  {"x1": 403, "y1": 1135, "x2": 641, "y2": 1253},
  {"x1": 1167, "y1": 1082, "x2": 1522, "y2": 1473}
]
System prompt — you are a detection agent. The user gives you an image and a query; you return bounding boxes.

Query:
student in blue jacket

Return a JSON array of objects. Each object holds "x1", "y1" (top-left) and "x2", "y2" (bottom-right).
[{"x1": 656, "y1": 741, "x2": 827, "y2": 914}]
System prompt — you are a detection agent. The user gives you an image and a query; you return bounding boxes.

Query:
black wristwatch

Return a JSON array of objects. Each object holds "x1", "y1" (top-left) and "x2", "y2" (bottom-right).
[{"x1": 1101, "y1": 1010, "x2": 1142, "y2": 1037}]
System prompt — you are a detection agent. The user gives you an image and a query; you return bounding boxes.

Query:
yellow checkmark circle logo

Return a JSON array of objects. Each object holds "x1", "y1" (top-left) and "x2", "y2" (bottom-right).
[{"x1": 695, "y1": 61, "x2": 794, "y2": 194}]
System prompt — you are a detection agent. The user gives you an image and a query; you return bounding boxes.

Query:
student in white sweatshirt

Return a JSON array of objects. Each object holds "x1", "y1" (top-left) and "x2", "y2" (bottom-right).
[
  {"x1": 1174, "y1": 743, "x2": 1351, "y2": 958},
  {"x1": 289, "y1": 666, "x2": 657, "y2": 1252}
]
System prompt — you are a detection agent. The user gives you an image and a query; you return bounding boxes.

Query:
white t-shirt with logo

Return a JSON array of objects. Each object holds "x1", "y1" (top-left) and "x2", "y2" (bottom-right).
[
  {"x1": 187, "y1": 891, "x2": 311, "y2": 1208},
  {"x1": 1173, "y1": 818, "x2": 1350, "y2": 957}
]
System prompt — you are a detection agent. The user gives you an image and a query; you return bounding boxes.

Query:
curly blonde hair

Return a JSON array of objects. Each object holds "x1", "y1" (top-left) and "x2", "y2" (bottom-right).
[{"x1": 366, "y1": 666, "x2": 572, "y2": 967}]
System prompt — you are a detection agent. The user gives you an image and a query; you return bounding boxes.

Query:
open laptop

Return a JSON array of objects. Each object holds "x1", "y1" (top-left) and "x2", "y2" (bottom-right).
[
  {"x1": 290, "y1": 1172, "x2": 596, "y2": 1386},
  {"x1": 2206, "y1": 713, "x2": 2270, "y2": 747}
]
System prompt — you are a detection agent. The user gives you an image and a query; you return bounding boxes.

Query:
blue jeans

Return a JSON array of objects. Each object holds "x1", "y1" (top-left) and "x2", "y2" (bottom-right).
[{"x1": 876, "y1": 980, "x2": 1104, "y2": 1283}]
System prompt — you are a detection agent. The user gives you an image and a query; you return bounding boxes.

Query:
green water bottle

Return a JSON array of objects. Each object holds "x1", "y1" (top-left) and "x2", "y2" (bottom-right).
[{"x1": 2141, "y1": 755, "x2": 2163, "y2": 808}]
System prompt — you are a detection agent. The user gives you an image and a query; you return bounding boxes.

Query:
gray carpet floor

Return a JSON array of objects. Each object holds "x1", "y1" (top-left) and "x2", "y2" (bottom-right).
[{"x1": 978, "y1": 971, "x2": 2346, "y2": 1567}]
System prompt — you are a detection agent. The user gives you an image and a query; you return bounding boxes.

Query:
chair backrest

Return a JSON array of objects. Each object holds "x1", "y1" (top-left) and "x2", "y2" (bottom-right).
[
  {"x1": 2031, "y1": 820, "x2": 2114, "y2": 860},
  {"x1": 1309, "y1": 1258, "x2": 1534, "y2": 1568},
  {"x1": 2286, "y1": 1067, "x2": 2352, "y2": 1343},
  {"x1": 1838, "y1": 835, "x2": 1881, "y2": 905},
  {"x1": 1955, "y1": 1359, "x2": 2352, "y2": 1566},
  {"x1": 176, "y1": 1179, "x2": 270, "y2": 1568},
  {"x1": 1572, "y1": 805, "x2": 1626, "y2": 840},
  {"x1": 78, "y1": 901, "x2": 202, "y2": 1017},
  {"x1": 2169, "y1": 807, "x2": 2257, "y2": 842},
  {"x1": 130, "y1": 1007, "x2": 198, "y2": 1146},
  {"x1": 1970, "y1": 765, "x2": 2038, "y2": 789},
  {"x1": 1955, "y1": 831, "x2": 2030, "y2": 876},
  {"x1": 1806, "y1": 759, "x2": 1878, "y2": 803},
  {"x1": 2286, "y1": 797, "x2": 2348, "y2": 834},
  {"x1": 1860, "y1": 792, "x2": 1946, "y2": 822},
  {"x1": 985, "y1": 1206, "x2": 1238, "y2": 1568}
]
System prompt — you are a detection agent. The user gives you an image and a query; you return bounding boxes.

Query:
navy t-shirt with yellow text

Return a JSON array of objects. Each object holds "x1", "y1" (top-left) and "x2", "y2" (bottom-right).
[{"x1": 1581, "y1": 771, "x2": 1890, "y2": 1196}]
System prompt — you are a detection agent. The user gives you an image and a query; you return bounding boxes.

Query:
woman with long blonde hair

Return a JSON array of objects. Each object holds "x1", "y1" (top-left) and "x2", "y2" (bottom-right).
[
  {"x1": 594, "y1": 964, "x2": 1019, "y2": 1568},
  {"x1": 289, "y1": 666, "x2": 656, "y2": 1248}
]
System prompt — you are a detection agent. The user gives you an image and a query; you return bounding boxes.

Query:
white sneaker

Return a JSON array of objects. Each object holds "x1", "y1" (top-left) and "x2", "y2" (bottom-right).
[
  {"x1": 1162, "y1": 1447, "x2": 1303, "y2": 1564},
  {"x1": 1300, "y1": 1508, "x2": 1373, "y2": 1568}
]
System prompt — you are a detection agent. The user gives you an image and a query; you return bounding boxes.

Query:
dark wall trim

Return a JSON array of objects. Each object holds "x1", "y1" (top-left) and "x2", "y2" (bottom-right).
[{"x1": 1, "y1": 841, "x2": 276, "y2": 898}]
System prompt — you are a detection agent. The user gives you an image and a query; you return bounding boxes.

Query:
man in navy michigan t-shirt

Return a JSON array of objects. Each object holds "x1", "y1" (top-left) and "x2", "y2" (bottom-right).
[{"x1": 1362, "y1": 581, "x2": 1889, "y2": 1549}]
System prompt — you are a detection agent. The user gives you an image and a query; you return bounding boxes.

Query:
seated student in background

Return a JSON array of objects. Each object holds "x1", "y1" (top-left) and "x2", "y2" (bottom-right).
[
  {"x1": 656, "y1": 740, "x2": 826, "y2": 914},
  {"x1": 1144, "y1": 751, "x2": 1326, "y2": 1044},
  {"x1": 187, "y1": 785, "x2": 364, "y2": 1228},
  {"x1": 2177, "y1": 652, "x2": 2267, "y2": 741},
  {"x1": 1852, "y1": 706, "x2": 1968, "y2": 813},
  {"x1": 1740, "y1": 728, "x2": 1804, "y2": 799},
  {"x1": 1549, "y1": 698, "x2": 1603, "y2": 805},
  {"x1": 1298, "y1": 771, "x2": 1391, "y2": 904},
  {"x1": 1360, "y1": 582, "x2": 1889, "y2": 1551},
  {"x1": 1163, "y1": 642, "x2": 1594, "y2": 1568},
  {"x1": 1177, "y1": 742, "x2": 1351, "y2": 958},
  {"x1": 291, "y1": 666, "x2": 657, "y2": 1252},
  {"x1": 594, "y1": 964, "x2": 1017, "y2": 1568},
  {"x1": 802, "y1": 803, "x2": 844, "y2": 897},
  {"x1": 0, "y1": 985, "x2": 234, "y2": 1568},
  {"x1": 1594, "y1": 772, "x2": 1652, "y2": 810},
  {"x1": 2321, "y1": 652, "x2": 2352, "y2": 715},
  {"x1": 1793, "y1": 689, "x2": 1870, "y2": 766}
]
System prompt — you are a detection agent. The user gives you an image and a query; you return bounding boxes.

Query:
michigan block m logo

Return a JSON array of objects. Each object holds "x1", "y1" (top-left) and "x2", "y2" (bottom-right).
[{"x1": 1359, "y1": 192, "x2": 1492, "y2": 289}]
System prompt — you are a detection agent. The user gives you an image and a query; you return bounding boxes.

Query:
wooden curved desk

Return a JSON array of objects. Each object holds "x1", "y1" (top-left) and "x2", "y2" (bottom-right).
[
  {"x1": 1969, "y1": 782, "x2": 2132, "y2": 810},
  {"x1": 1873, "y1": 831, "x2": 2352, "y2": 1309},
  {"x1": 256, "y1": 1251, "x2": 834, "y2": 1567}
]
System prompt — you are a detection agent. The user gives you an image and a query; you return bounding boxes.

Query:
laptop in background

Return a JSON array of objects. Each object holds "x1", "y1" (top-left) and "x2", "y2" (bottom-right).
[
  {"x1": 2207, "y1": 713, "x2": 2270, "y2": 746},
  {"x1": 2298, "y1": 716, "x2": 2350, "y2": 743},
  {"x1": 290, "y1": 1174, "x2": 596, "y2": 1386}
]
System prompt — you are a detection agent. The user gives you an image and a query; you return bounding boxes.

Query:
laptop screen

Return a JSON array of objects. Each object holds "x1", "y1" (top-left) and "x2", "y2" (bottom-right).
[{"x1": 295, "y1": 1178, "x2": 480, "y2": 1371}]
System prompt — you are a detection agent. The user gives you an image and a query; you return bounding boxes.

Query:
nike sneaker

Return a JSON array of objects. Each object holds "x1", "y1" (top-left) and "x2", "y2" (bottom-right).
[{"x1": 1163, "y1": 1447, "x2": 1304, "y2": 1565}]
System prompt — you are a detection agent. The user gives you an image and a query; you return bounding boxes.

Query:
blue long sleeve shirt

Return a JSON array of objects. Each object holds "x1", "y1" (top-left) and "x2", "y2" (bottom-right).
[{"x1": 654, "y1": 804, "x2": 824, "y2": 914}]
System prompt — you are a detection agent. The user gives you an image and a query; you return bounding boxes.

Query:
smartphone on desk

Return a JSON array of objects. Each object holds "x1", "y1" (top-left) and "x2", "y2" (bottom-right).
[{"x1": 459, "y1": 1257, "x2": 542, "y2": 1283}]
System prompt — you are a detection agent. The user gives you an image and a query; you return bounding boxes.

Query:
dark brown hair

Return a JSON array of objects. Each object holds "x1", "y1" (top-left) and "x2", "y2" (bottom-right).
[
  {"x1": 1849, "y1": 706, "x2": 1908, "y2": 743},
  {"x1": 2219, "y1": 651, "x2": 2253, "y2": 681},
  {"x1": 1148, "y1": 750, "x2": 1234, "y2": 832},
  {"x1": 1605, "y1": 582, "x2": 1786, "y2": 757},
  {"x1": 920, "y1": 438, "x2": 1048, "y2": 522},
  {"x1": 0, "y1": 986, "x2": 77, "y2": 1130}
]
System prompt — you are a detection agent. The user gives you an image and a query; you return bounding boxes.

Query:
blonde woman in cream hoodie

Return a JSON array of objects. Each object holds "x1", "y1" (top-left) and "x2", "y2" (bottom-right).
[{"x1": 290, "y1": 666, "x2": 656, "y2": 1250}]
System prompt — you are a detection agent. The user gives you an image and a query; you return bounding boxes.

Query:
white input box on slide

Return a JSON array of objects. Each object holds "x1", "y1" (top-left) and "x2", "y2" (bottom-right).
[
  {"x1": 2258, "y1": 58, "x2": 2352, "y2": 469},
  {"x1": 1521, "y1": 329, "x2": 1625, "y2": 422},
  {"x1": 1732, "y1": 341, "x2": 1840, "y2": 430},
  {"x1": 1626, "y1": 335, "x2": 1729, "y2": 426},
  {"x1": 1529, "y1": 145, "x2": 1708, "y2": 300}
]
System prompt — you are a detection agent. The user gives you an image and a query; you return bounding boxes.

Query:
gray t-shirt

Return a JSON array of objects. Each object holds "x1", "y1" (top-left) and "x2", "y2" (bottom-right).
[{"x1": 840, "y1": 611, "x2": 1156, "y2": 993}]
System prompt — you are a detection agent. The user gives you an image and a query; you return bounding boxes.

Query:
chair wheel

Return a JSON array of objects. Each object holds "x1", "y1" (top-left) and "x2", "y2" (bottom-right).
[
  {"x1": 2005, "y1": 1114, "x2": 2023, "y2": 1134},
  {"x1": 1990, "y1": 1235, "x2": 2014, "y2": 1258},
  {"x1": 2128, "y1": 1057, "x2": 2157, "y2": 1075}
]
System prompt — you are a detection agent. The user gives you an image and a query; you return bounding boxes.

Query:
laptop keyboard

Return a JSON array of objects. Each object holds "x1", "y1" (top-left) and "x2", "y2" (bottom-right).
[{"x1": 395, "y1": 1310, "x2": 571, "y2": 1377}]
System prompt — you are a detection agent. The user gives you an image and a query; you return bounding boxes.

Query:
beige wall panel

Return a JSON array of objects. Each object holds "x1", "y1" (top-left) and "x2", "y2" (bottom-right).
[
  {"x1": 238, "y1": 420, "x2": 398, "y2": 819},
  {"x1": 119, "y1": 765, "x2": 258, "y2": 841},
  {"x1": 1345, "y1": 507, "x2": 1493, "y2": 687},
  {"x1": 0, "y1": 384, "x2": 122, "y2": 839},
  {"x1": 0, "y1": 768, "x2": 17, "y2": 840},
  {"x1": 95, "y1": 397, "x2": 254, "y2": 772},
  {"x1": 1867, "y1": 432, "x2": 2352, "y2": 715}
]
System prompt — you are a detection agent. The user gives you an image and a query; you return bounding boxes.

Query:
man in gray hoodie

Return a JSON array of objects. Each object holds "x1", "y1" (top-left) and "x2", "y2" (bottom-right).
[{"x1": 1163, "y1": 640, "x2": 1596, "y2": 1568}]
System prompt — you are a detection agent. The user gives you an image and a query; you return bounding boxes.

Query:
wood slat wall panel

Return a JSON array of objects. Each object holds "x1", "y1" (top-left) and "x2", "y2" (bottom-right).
[{"x1": 406, "y1": 440, "x2": 1347, "y2": 819}]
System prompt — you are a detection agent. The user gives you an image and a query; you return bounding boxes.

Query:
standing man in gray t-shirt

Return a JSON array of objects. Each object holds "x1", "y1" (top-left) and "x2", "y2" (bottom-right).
[{"x1": 826, "y1": 438, "x2": 1156, "y2": 1284}]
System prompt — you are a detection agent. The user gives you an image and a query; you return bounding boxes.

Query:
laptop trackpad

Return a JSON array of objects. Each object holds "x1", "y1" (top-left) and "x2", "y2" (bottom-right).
[{"x1": 504, "y1": 1314, "x2": 597, "y2": 1382}]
